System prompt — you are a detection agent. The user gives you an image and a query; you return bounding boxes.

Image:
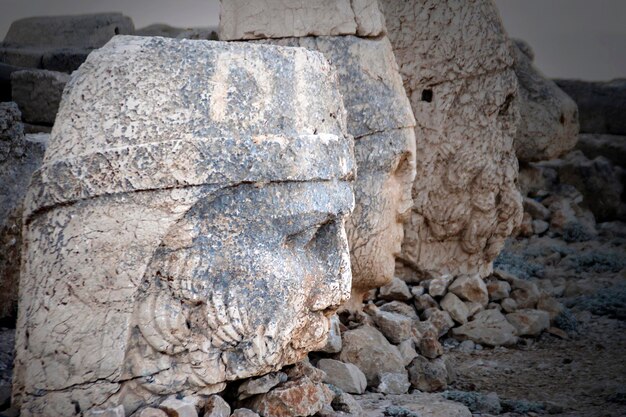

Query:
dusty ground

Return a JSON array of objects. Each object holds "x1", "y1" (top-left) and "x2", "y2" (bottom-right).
[{"x1": 446, "y1": 307, "x2": 626, "y2": 417}]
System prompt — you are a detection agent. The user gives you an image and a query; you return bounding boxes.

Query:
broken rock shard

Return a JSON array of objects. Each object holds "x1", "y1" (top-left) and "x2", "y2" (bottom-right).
[{"x1": 13, "y1": 36, "x2": 355, "y2": 416}]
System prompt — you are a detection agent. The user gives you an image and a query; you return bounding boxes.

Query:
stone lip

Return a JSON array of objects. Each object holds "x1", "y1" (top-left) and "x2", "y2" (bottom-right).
[{"x1": 25, "y1": 35, "x2": 356, "y2": 220}]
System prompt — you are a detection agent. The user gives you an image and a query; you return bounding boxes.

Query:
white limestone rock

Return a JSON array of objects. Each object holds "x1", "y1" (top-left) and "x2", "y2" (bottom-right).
[
  {"x1": 452, "y1": 310, "x2": 519, "y2": 346},
  {"x1": 317, "y1": 359, "x2": 367, "y2": 395}
]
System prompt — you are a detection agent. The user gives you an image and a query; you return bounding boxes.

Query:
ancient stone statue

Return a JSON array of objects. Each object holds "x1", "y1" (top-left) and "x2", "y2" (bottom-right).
[
  {"x1": 381, "y1": 0, "x2": 524, "y2": 281},
  {"x1": 220, "y1": 1, "x2": 418, "y2": 307},
  {"x1": 13, "y1": 36, "x2": 355, "y2": 416},
  {"x1": 511, "y1": 39, "x2": 579, "y2": 162}
]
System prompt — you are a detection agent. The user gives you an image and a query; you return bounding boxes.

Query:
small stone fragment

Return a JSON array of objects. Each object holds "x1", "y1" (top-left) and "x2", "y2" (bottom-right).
[
  {"x1": 398, "y1": 339, "x2": 418, "y2": 367},
  {"x1": 506, "y1": 309, "x2": 550, "y2": 336},
  {"x1": 238, "y1": 372, "x2": 288, "y2": 400},
  {"x1": 371, "y1": 308, "x2": 413, "y2": 344},
  {"x1": 285, "y1": 360, "x2": 326, "y2": 384},
  {"x1": 138, "y1": 408, "x2": 169, "y2": 417},
  {"x1": 452, "y1": 310, "x2": 518, "y2": 346},
  {"x1": 536, "y1": 296, "x2": 564, "y2": 320},
  {"x1": 410, "y1": 285, "x2": 425, "y2": 298},
  {"x1": 231, "y1": 409, "x2": 260, "y2": 417},
  {"x1": 331, "y1": 392, "x2": 363, "y2": 414},
  {"x1": 379, "y1": 301, "x2": 419, "y2": 321},
  {"x1": 246, "y1": 376, "x2": 333, "y2": 417},
  {"x1": 465, "y1": 301, "x2": 484, "y2": 318},
  {"x1": 320, "y1": 315, "x2": 343, "y2": 353},
  {"x1": 440, "y1": 293, "x2": 469, "y2": 324},
  {"x1": 532, "y1": 219, "x2": 549, "y2": 235},
  {"x1": 203, "y1": 395, "x2": 230, "y2": 417},
  {"x1": 408, "y1": 356, "x2": 448, "y2": 392},
  {"x1": 501, "y1": 297, "x2": 518, "y2": 313},
  {"x1": 486, "y1": 280, "x2": 511, "y2": 301},
  {"x1": 159, "y1": 398, "x2": 198, "y2": 417},
  {"x1": 428, "y1": 275, "x2": 455, "y2": 297},
  {"x1": 458, "y1": 340, "x2": 475, "y2": 353},
  {"x1": 449, "y1": 275, "x2": 489, "y2": 306},
  {"x1": 317, "y1": 359, "x2": 367, "y2": 395},
  {"x1": 510, "y1": 280, "x2": 541, "y2": 309},
  {"x1": 85, "y1": 405, "x2": 125, "y2": 417},
  {"x1": 414, "y1": 293, "x2": 439, "y2": 312},
  {"x1": 376, "y1": 372, "x2": 411, "y2": 395},
  {"x1": 426, "y1": 310, "x2": 455, "y2": 338},
  {"x1": 379, "y1": 277, "x2": 413, "y2": 301},
  {"x1": 523, "y1": 197, "x2": 551, "y2": 221},
  {"x1": 339, "y1": 325, "x2": 405, "y2": 386}
]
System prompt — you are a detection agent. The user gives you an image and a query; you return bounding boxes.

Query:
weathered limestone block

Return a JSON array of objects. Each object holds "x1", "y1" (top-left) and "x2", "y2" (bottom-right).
[
  {"x1": 382, "y1": 0, "x2": 523, "y2": 281},
  {"x1": 13, "y1": 36, "x2": 355, "y2": 416},
  {"x1": 219, "y1": 0, "x2": 385, "y2": 40},
  {"x1": 11, "y1": 69, "x2": 70, "y2": 125},
  {"x1": 0, "y1": 103, "x2": 47, "y2": 321},
  {"x1": 0, "y1": 13, "x2": 134, "y2": 72},
  {"x1": 511, "y1": 39, "x2": 579, "y2": 162},
  {"x1": 249, "y1": 33, "x2": 417, "y2": 306}
]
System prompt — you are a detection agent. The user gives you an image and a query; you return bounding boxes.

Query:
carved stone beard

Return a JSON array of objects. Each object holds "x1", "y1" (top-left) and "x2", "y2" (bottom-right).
[{"x1": 121, "y1": 181, "x2": 353, "y2": 406}]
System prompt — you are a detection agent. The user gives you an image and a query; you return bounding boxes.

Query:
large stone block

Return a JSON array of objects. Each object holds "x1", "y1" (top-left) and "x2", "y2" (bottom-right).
[
  {"x1": 382, "y1": 0, "x2": 523, "y2": 281},
  {"x1": 219, "y1": 0, "x2": 385, "y2": 40},
  {"x1": 11, "y1": 69, "x2": 70, "y2": 125},
  {"x1": 0, "y1": 13, "x2": 134, "y2": 72},
  {"x1": 512, "y1": 39, "x2": 579, "y2": 162},
  {"x1": 13, "y1": 36, "x2": 355, "y2": 416}
]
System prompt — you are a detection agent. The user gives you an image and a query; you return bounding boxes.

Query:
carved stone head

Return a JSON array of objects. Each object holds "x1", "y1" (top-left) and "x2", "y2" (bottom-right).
[
  {"x1": 13, "y1": 36, "x2": 355, "y2": 415},
  {"x1": 256, "y1": 35, "x2": 417, "y2": 307}
]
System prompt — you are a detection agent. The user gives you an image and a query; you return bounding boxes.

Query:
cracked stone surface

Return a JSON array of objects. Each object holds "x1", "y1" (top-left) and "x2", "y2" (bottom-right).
[
  {"x1": 218, "y1": 0, "x2": 385, "y2": 40},
  {"x1": 13, "y1": 36, "x2": 355, "y2": 416},
  {"x1": 381, "y1": 0, "x2": 523, "y2": 281}
]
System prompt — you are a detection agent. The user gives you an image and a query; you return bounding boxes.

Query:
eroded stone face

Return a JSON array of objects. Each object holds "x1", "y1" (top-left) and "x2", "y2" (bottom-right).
[
  {"x1": 253, "y1": 35, "x2": 417, "y2": 305},
  {"x1": 382, "y1": 0, "x2": 523, "y2": 281},
  {"x1": 13, "y1": 36, "x2": 355, "y2": 416}
]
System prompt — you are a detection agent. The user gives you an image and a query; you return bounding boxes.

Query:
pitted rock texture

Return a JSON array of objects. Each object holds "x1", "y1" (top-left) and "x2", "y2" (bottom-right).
[
  {"x1": 252, "y1": 34, "x2": 417, "y2": 306},
  {"x1": 219, "y1": 0, "x2": 385, "y2": 40},
  {"x1": 13, "y1": 36, "x2": 356, "y2": 416},
  {"x1": 511, "y1": 39, "x2": 579, "y2": 162},
  {"x1": 0, "y1": 13, "x2": 134, "y2": 72},
  {"x1": 382, "y1": 0, "x2": 523, "y2": 281},
  {"x1": 0, "y1": 103, "x2": 47, "y2": 321}
]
